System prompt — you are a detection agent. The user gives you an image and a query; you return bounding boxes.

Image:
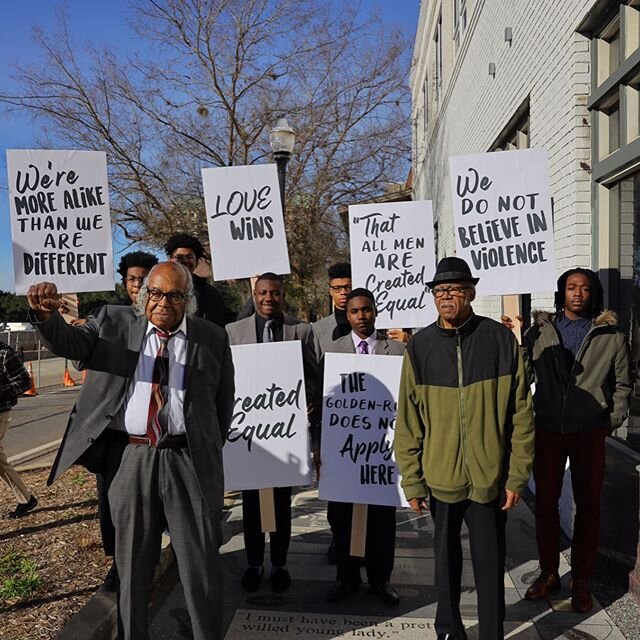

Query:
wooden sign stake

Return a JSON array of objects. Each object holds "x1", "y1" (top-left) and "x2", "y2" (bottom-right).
[
  {"x1": 350, "y1": 503, "x2": 368, "y2": 557},
  {"x1": 502, "y1": 294, "x2": 522, "y2": 344},
  {"x1": 259, "y1": 488, "x2": 277, "y2": 533}
]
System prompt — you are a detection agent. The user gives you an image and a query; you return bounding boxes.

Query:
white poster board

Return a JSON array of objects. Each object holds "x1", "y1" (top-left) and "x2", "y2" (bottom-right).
[
  {"x1": 449, "y1": 148, "x2": 556, "y2": 296},
  {"x1": 224, "y1": 342, "x2": 311, "y2": 491},
  {"x1": 7, "y1": 149, "x2": 115, "y2": 295},
  {"x1": 201, "y1": 164, "x2": 291, "y2": 280},
  {"x1": 349, "y1": 200, "x2": 437, "y2": 329},
  {"x1": 319, "y1": 353, "x2": 408, "y2": 507}
]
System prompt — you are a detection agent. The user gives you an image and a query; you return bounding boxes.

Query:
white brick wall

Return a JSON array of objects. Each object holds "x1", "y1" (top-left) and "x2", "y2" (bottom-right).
[{"x1": 413, "y1": 0, "x2": 598, "y2": 318}]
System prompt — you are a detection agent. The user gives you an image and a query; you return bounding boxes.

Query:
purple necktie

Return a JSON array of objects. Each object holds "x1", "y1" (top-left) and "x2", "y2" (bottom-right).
[{"x1": 357, "y1": 340, "x2": 369, "y2": 354}]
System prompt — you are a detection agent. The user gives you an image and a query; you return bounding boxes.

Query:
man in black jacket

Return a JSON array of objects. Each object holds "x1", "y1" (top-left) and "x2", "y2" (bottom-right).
[{"x1": 164, "y1": 233, "x2": 235, "y2": 327}]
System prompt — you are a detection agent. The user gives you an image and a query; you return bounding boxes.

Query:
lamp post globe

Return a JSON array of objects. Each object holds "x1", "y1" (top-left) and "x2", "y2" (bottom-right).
[{"x1": 269, "y1": 117, "x2": 296, "y2": 209}]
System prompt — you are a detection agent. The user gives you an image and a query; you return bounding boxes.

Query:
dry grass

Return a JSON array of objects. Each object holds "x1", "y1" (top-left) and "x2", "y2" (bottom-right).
[{"x1": 0, "y1": 466, "x2": 110, "y2": 640}]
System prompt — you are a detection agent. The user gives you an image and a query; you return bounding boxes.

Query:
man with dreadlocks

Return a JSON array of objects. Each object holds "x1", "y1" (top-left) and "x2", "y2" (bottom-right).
[{"x1": 504, "y1": 268, "x2": 631, "y2": 613}]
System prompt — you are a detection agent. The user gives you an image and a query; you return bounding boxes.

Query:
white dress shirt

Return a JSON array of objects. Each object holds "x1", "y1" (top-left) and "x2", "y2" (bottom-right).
[
  {"x1": 122, "y1": 316, "x2": 188, "y2": 435},
  {"x1": 351, "y1": 330, "x2": 377, "y2": 355}
]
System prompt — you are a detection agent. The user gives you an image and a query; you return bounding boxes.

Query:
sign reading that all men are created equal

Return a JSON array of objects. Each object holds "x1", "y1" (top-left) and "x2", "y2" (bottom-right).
[
  {"x1": 349, "y1": 200, "x2": 437, "y2": 329},
  {"x1": 7, "y1": 150, "x2": 115, "y2": 295},
  {"x1": 319, "y1": 353, "x2": 408, "y2": 508},
  {"x1": 224, "y1": 342, "x2": 311, "y2": 491},
  {"x1": 201, "y1": 163, "x2": 291, "y2": 280},
  {"x1": 449, "y1": 148, "x2": 556, "y2": 296}
]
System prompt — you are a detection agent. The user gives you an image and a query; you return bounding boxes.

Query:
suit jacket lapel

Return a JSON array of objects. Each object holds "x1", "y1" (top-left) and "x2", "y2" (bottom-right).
[
  {"x1": 283, "y1": 318, "x2": 296, "y2": 341},
  {"x1": 127, "y1": 315, "x2": 148, "y2": 377},
  {"x1": 376, "y1": 332, "x2": 389, "y2": 355},
  {"x1": 184, "y1": 317, "x2": 199, "y2": 416}
]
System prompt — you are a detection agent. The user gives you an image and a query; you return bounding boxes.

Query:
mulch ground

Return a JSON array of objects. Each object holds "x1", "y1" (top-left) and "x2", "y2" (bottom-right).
[{"x1": 0, "y1": 466, "x2": 110, "y2": 640}]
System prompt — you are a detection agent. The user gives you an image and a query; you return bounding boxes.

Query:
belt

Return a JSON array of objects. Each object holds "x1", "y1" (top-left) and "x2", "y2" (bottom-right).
[{"x1": 127, "y1": 435, "x2": 188, "y2": 450}]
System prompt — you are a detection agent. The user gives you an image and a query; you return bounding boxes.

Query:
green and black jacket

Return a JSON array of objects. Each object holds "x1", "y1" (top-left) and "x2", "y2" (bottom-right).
[
  {"x1": 394, "y1": 314, "x2": 534, "y2": 504},
  {"x1": 522, "y1": 310, "x2": 632, "y2": 434}
]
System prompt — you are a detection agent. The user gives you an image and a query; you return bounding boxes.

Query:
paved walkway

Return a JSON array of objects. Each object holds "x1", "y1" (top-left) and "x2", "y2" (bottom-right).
[{"x1": 150, "y1": 488, "x2": 627, "y2": 639}]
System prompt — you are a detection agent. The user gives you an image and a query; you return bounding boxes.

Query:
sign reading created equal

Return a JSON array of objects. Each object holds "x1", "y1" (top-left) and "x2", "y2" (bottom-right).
[
  {"x1": 224, "y1": 342, "x2": 311, "y2": 491},
  {"x1": 348, "y1": 200, "x2": 437, "y2": 329},
  {"x1": 201, "y1": 164, "x2": 291, "y2": 280},
  {"x1": 7, "y1": 149, "x2": 115, "y2": 295},
  {"x1": 449, "y1": 148, "x2": 556, "y2": 296},
  {"x1": 319, "y1": 353, "x2": 408, "y2": 507}
]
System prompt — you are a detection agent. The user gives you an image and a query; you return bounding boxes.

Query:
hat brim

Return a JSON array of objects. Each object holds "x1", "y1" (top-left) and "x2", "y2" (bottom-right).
[{"x1": 426, "y1": 273, "x2": 480, "y2": 289}]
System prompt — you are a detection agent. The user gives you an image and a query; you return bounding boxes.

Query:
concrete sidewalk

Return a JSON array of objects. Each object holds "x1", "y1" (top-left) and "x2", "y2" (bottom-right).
[{"x1": 150, "y1": 487, "x2": 628, "y2": 639}]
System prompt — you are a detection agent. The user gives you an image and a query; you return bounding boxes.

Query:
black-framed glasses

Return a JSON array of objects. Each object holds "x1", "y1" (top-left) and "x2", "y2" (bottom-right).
[
  {"x1": 125, "y1": 276, "x2": 145, "y2": 284},
  {"x1": 147, "y1": 288, "x2": 187, "y2": 304},
  {"x1": 329, "y1": 285, "x2": 352, "y2": 293},
  {"x1": 431, "y1": 286, "x2": 471, "y2": 298}
]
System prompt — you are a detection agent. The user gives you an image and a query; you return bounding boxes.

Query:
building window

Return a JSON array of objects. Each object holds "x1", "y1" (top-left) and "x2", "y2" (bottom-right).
[
  {"x1": 434, "y1": 13, "x2": 442, "y2": 105},
  {"x1": 453, "y1": 0, "x2": 467, "y2": 52}
]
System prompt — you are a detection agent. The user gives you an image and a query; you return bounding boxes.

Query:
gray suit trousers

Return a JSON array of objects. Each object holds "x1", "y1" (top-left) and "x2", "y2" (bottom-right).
[{"x1": 109, "y1": 444, "x2": 223, "y2": 640}]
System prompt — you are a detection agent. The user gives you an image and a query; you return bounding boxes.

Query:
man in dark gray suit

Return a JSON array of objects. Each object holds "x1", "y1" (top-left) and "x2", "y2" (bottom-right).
[
  {"x1": 27, "y1": 262, "x2": 234, "y2": 640},
  {"x1": 323, "y1": 288, "x2": 404, "y2": 606},
  {"x1": 226, "y1": 272, "x2": 316, "y2": 594}
]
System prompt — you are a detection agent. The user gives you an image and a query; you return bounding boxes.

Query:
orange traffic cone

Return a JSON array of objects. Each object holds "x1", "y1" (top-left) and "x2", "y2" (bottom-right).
[
  {"x1": 63, "y1": 367, "x2": 76, "y2": 387},
  {"x1": 23, "y1": 362, "x2": 37, "y2": 396}
]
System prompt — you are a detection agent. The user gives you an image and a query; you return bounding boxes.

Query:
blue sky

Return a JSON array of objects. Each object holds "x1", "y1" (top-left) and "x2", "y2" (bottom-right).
[{"x1": 0, "y1": 0, "x2": 420, "y2": 293}]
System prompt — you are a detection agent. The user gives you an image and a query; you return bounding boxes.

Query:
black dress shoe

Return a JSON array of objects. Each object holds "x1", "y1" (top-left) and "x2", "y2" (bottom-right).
[
  {"x1": 7, "y1": 495, "x2": 38, "y2": 519},
  {"x1": 271, "y1": 567, "x2": 291, "y2": 593},
  {"x1": 436, "y1": 634, "x2": 467, "y2": 640},
  {"x1": 103, "y1": 561, "x2": 119, "y2": 592},
  {"x1": 326, "y1": 581, "x2": 359, "y2": 602},
  {"x1": 368, "y1": 581, "x2": 400, "y2": 605},
  {"x1": 241, "y1": 566, "x2": 264, "y2": 592}
]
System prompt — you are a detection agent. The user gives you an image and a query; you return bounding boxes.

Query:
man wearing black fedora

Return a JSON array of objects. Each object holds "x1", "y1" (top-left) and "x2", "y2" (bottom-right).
[{"x1": 394, "y1": 256, "x2": 535, "y2": 640}]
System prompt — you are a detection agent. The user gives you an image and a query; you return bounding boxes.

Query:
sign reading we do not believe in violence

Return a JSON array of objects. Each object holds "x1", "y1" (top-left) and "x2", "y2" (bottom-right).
[
  {"x1": 202, "y1": 163, "x2": 291, "y2": 280},
  {"x1": 449, "y1": 148, "x2": 556, "y2": 296},
  {"x1": 349, "y1": 200, "x2": 437, "y2": 329},
  {"x1": 319, "y1": 353, "x2": 408, "y2": 508},
  {"x1": 7, "y1": 149, "x2": 115, "y2": 295},
  {"x1": 223, "y1": 341, "x2": 311, "y2": 492}
]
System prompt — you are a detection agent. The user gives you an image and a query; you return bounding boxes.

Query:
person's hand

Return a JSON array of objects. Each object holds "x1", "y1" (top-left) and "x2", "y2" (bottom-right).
[
  {"x1": 70, "y1": 318, "x2": 88, "y2": 326},
  {"x1": 501, "y1": 489, "x2": 521, "y2": 511},
  {"x1": 387, "y1": 328, "x2": 411, "y2": 343},
  {"x1": 312, "y1": 448, "x2": 321, "y2": 480},
  {"x1": 409, "y1": 497, "x2": 428, "y2": 513},
  {"x1": 500, "y1": 315, "x2": 524, "y2": 330},
  {"x1": 27, "y1": 282, "x2": 62, "y2": 321}
]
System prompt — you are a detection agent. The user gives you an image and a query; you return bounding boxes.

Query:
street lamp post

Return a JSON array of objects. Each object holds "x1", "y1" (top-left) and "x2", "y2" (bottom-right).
[{"x1": 269, "y1": 117, "x2": 296, "y2": 209}]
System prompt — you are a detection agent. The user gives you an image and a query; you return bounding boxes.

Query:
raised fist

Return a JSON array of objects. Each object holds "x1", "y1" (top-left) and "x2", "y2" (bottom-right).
[{"x1": 27, "y1": 282, "x2": 62, "y2": 320}]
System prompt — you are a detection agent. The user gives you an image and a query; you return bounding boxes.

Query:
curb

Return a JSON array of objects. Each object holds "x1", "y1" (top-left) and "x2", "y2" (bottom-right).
[
  {"x1": 55, "y1": 536, "x2": 177, "y2": 640},
  {"x1": 8, "y1": 439, "x2": 62, "y2": 469}
]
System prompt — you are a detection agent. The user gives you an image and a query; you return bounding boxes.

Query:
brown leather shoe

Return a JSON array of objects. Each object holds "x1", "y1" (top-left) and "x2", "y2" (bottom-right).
[
  {"x1": 525, "y1": 571, "x2": 561, "y2": 600},
  {"x1": 570, "y1": 579, "x2": 593, "y2": 613}
]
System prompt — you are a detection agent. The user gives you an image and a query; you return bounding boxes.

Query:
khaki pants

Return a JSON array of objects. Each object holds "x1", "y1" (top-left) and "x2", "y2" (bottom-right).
[{"x1": 0, "y1": 411, "x2": 31, "y2": 504}]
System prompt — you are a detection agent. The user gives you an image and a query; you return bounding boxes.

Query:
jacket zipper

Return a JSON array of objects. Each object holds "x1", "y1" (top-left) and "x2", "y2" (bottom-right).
[{"x1": 456, "y1": 331, "x2": 471, "y2": 484}]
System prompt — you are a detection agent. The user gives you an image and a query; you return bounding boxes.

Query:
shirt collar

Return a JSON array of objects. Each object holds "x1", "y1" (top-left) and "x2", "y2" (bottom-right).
[
  {"x1": 557, "y1": 313, "x2": 591, "y2": 327},
  {"x1": 351, "y1": 330, "x2": 377, "y2": 353},
  {"x1": 146, "y1": 314, "x2": 188, "y2": 337}
]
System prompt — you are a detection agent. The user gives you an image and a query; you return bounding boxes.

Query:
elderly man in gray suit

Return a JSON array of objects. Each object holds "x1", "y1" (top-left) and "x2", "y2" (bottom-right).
[
  {"x1": 226, "y1": 272, "x2": 317, "y2": 594},
  {"x1": 322, "y1": 288, "x2": 404, "y2": 606},
  {"x1": 27, "y1": 262, "x2": 234, "y2": 640}
]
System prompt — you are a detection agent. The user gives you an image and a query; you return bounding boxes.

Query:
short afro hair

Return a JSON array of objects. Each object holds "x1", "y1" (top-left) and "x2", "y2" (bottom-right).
[
  {"x1": 328, "y1": 262, "x2": 351, "y2": 280},
  {"x1": 346, "y1": 287, "x2": 376, "y2": 307},
  {"x1": 117, "y1": 251, "x2": 159, "y2": 280},
  {"x1": 554, "y1": 268, "x2": 604, "y2": 319},
  {"x1": 163, "y1": 233, "x2": 205, "y2": 261},
  {"x1": 255, "y1": 272, "x2": 284, "y2": 287}
]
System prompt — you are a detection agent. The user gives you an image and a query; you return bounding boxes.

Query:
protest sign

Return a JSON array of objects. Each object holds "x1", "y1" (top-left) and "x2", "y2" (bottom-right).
[
  {"x1": 319, "y1": 353, "x2": 408, "y2": 508},
  {"x1": 449, "y1": 148, "x2": 556, "y2": 296},
  {"x1": 201, "y1": 164, "x2": 290, "y2": 280},
  {"x1": 7, "y1": 149, "x2": 115, "y2": 295},
  {"x1": 349, "y1": 200, "x2": 436, "y2": 329},
  {"x1": 223, "y1": 341, "x2": 311, "y2": 491}
]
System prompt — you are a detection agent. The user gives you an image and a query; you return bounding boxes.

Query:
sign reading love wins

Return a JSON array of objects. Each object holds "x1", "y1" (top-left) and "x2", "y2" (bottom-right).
[{"x1": 201, "y1": 164, "x2": 291, "y2": 280}]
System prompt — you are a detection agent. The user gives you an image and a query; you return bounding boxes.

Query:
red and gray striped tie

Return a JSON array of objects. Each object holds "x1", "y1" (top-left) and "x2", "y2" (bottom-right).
[{"x1": 146, "y1": 329, "x2": 171, "y2": 446}]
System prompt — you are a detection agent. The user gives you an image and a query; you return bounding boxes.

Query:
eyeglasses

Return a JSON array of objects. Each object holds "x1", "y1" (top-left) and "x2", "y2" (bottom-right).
[
  {"x1": 171, "y1": 253, "x2": 197, "y2": 262},
  {"x1": 125, "y1": 276, "x2": 145, "y2": 284},
  {"x1": 329, "y1": 285, "x2": 352, "y2": 293},
  {"x1": 147, "y1": 288, "x2": 188, "y2": 304},
  {"x1": 432, "y1": 286, "x2": 471, "y2": 298}
]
